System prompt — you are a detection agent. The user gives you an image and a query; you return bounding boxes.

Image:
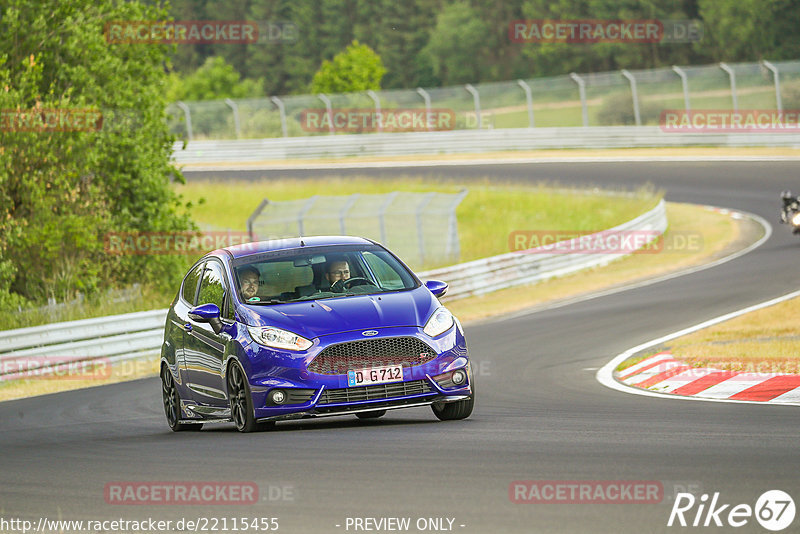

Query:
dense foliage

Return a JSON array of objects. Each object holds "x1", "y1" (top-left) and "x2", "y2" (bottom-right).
[
  {"x1": 169, "y1": 0, "x2": 799, "y2": 98},
  {"x1": 0, "y1": 0, "x2": 194, "y2": 308},
  {"x1": 310, "y1": 41, "x2": 386, "y2": 94}
]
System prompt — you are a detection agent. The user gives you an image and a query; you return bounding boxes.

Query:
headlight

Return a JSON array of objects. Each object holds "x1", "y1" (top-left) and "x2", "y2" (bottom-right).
[
  {"x1": 791, "y1": 213, "x2": 800, "y2": 226},
  {"x1": 247, "y1": 326, "x2": 312, "y2": 351},
  {"x1": 423, "y1": 307, "x2": 455, "y2": 338}
]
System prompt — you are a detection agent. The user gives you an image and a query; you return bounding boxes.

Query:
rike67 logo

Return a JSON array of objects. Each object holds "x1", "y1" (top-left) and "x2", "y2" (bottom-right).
[{"x1": 668, "y1": 490, "x2": 795, "y2": 531}]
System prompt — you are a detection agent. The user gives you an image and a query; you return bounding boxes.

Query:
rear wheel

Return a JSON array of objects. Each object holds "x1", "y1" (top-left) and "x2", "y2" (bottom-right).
[
  {"x1": 227, "y1": 362, "x2": 275, "y2": 432},
  {"x1": 161, "y1": 366, "x2": 203, "y2": 432},
  {"x1": 355, "y1": 410, "x2": 386, "y2": 419}
]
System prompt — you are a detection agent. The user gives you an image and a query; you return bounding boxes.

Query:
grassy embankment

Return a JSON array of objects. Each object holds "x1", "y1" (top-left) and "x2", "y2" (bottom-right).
[{"x1": 618, "y1": 295, "x2": 800, "y2": 375}]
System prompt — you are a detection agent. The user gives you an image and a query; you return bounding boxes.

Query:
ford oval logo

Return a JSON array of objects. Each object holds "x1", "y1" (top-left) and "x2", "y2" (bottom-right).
[{"x1": 362, "y1": 330, "x2": 379, "y2": 337}]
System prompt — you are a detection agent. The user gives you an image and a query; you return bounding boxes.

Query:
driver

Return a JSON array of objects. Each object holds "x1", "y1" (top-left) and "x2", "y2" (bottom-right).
[{"x1": 324, "y1": 257, "x2": 351, "y2": 292}]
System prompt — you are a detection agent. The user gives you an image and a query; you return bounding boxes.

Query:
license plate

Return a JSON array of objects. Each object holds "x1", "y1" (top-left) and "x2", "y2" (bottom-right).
[{"x1": 347, "y1": 364, "x2": 403, "y2": 387}]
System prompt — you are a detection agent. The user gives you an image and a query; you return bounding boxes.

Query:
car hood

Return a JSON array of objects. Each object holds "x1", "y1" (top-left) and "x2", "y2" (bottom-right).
[{"x1": 237, "y1": 287, "x2": 439, "y2": 339}]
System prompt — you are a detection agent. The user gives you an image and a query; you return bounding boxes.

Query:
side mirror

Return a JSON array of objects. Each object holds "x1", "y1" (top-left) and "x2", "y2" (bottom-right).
[
  {"x1": 189, "y1": 303, "x2": 223, "y2": 334},
  {"x1": 425, "y1": 280, "x2": 448, "y2": 298}
]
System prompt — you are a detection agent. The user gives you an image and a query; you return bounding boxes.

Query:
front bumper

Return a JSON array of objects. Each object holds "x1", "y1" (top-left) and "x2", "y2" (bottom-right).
[
  {"x1": 255, "y1": 374, "x2": 473, "y2": 422},
  {"x1": 243, "y1": 325, "x2": 471, "y2": 421}
]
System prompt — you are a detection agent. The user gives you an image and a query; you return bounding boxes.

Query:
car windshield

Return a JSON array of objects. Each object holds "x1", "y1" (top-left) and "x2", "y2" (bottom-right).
[{"x1": 232, "y1": 244, "x2": 418, "y2": 304}]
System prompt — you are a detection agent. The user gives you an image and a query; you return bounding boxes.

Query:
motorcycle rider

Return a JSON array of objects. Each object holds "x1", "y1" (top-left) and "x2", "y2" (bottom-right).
[{"x1": 780, "y1": 190, "x2": 800, "y2": 223}]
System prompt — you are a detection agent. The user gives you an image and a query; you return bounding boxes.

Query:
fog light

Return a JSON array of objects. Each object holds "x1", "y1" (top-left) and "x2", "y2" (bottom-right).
[
  {"x1": 270, "y1": 390, "x2": 286, "y2": 404},
  {"x1": 452, "y1": 369, "x2": 466, "y2": 385}
]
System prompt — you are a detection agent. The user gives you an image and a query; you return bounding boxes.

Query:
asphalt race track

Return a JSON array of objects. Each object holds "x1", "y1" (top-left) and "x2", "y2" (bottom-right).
[{"x1": 3, "y1": 161, "x2": 800, "y2": 533}]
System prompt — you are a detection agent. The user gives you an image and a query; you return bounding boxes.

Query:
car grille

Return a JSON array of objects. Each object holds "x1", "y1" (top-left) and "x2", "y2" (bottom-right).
[
  {"x1": 318, "y1": 379, "x2": 433, "y2": 405},
  {"x1": 308, "y1": 337, "x2": 438, "y2": 375}
]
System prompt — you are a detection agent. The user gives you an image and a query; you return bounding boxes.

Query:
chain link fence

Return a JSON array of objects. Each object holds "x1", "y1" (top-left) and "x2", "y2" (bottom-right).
[
  {"x1": 167, "y1": 59, "x2": 800, "y2": 140},
  {"x1": 246, "y1": 191, "x2": 467, "y2": 268}
]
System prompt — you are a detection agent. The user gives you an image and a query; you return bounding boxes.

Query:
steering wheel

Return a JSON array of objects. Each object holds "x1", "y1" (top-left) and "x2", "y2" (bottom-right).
[{"x1": 331, "y1": 277, "x2": 372, "y2": 292}]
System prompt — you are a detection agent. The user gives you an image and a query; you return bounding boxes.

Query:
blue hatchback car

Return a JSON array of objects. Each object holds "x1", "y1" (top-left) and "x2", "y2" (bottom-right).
[{"x1": 161, "y1": 236, "x2": 474, "y2": 432}]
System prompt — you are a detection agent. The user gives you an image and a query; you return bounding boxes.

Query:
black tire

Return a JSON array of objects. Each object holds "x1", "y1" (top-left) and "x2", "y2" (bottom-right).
[
  {"x1": 161, "y1": 365, "x2": 203, "y2": 432},
  {"x1": 355, "y1": 410, "x2": 386, "y2": 419},
  {"x1": 431, "y1": 368, "x2": 475, "y2": 421},
  {"x1": 227, "y1": 362, "x2": 275, "y2": 432}
]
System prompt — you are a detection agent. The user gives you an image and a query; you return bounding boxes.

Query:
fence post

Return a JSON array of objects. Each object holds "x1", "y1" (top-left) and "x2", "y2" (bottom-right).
[
  {"x1": 416, "y1": 88, "x2": 432, "y2": 131},
  {"x1": 449, "y1": 189, "x2": 468, "y2": 260},
  {"x1": 270, "y1": 96, "x2": 288, "y2": 137},
  {"x1": 719, "y1": 62, "x2": 738, "y2": 112},
  {"x1": 339, "y1": 194, "x2": 359, "y2": 234},
  {"x1": 464, "y1": 83, "x2": 481, "y2": 129},
  {"x1": 378, "y1": 192, "x2": 398, "y2": 244},
  {"x1": 366, "y1": 90, "x2": 382, "y2": 133},
  {"x1": 415, "y1": 193, "x2": 435, "y2": 265},
  {"x1": 317, "y1": 94, "x2": 335, "y2": 134},
  {"x1": 762, "y1": 60, "x2": 783, "y2": 113},
  {"x1": 620, "y1": 69, "x2": 641, "y2": 126},
  {"x1": 224, "y1": 98, "x2": 241, "y2": 139},
  {"x1": 175, "y1": 101, "x2": 193, "y2": 141},
  {"x1": 516, "y1": 79, "x2": 535, "y2": 127},
  {"x1": 246, "y1": 199, "x2": 270, "y2": 241},
  {"x1": 297, "y1": 196, "x2": 317, "y2": 236},
  {"x1": 569, "y1": 73, "x2": 589, "y2": 126},
  {"x1": 672, "y1": 66, "x2": 691, "y2": 113}
]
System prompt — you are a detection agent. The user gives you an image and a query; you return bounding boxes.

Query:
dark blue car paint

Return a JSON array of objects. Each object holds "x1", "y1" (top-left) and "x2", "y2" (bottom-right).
[{"x1": 160, "y1": 236, "x2": 472, "y2": 425}]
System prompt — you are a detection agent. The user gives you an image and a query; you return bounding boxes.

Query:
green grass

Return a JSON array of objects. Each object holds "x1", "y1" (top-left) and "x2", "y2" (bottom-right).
[{"x1": 657, "y1": 295, "x2": 800, "y2": 374}]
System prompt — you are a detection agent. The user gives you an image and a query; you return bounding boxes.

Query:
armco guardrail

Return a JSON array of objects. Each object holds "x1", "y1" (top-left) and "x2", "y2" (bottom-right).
[
  {"x1": 0, "y1": 200, "x2": 665, "y2": 381},
  {"x1": 0, "y1": 310, "x2": 166, "y2": 380},
  {"x1": 172, "y1": 128, "x2": 800, "y2": 164}
]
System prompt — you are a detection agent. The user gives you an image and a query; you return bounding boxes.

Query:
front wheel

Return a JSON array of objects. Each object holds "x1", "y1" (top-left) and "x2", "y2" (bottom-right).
[
  {"x1": 431, "y1": 396, "x2": 474, "y2": 421},
  {"x1": 432, "y1": 368, "x2": 475, "y2": 421},
  {"x1": 161, "y1": 366, "x2": 203, "y2": 432},
  {"x1": 227, "y1": 362, "x2": 274, "y2": 432}
]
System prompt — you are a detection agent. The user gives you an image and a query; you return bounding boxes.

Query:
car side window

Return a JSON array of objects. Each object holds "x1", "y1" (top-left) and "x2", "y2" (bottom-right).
[
  {"x1": 181, "y1": 262, "x2": 204, "y2": 305},
  {"x1": 197, "y1": 261, "x2": 226, "y2": 311}
]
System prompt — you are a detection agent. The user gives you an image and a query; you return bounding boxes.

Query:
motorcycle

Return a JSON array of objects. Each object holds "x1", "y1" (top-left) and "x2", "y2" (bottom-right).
[{"x1": 780, "y1": 193, "x2": 800, "y2": 234}]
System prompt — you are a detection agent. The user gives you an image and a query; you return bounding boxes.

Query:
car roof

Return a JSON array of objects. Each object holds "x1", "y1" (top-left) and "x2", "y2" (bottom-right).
[{"x1": 220, "y1": 235, "x2": 376, "y2": 260}]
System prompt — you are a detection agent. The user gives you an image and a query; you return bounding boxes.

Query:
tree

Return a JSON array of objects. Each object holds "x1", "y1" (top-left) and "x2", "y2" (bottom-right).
[
  {"x1": 697, "y1": 0, "x2": 800, "y2": 61},
  {"x1": 0, "y1": 0, "x2": 194, "y2": 306},
  {"x1": 310, "y1": 40, "x2": 387, "y2": 94},
  {"x1": 166, "y1": 56, "x2": 264, "y2": 102},
  {"x1": 422, "y1": 1, "x2": 493, "y2": 85}
]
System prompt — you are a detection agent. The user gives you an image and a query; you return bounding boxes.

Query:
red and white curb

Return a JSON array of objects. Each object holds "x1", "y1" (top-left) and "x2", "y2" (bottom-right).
[
  {"x1": 597, "y1": 288, "x2": 800, "y2": 407},
  {"x1": 617, "y1": 352, "x2": 800, "y2": 404}
]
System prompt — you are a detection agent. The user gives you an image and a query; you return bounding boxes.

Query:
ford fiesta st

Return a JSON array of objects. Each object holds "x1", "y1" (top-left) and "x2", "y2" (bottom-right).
[{"x1": 160, "y1": 236, "x2": 474, "y2": 432}]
